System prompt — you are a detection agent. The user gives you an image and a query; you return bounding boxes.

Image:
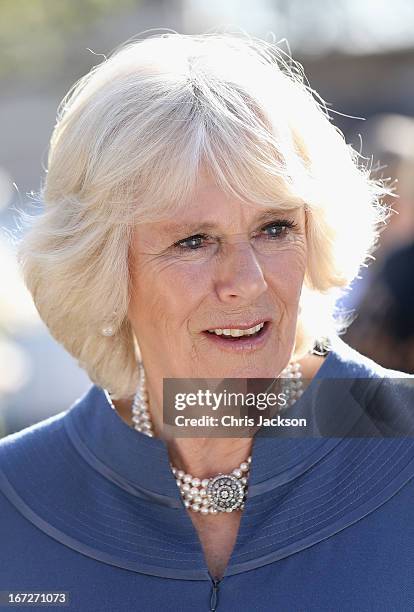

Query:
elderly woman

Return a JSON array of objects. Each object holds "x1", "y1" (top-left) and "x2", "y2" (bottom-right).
[{"x1": 1, "y1": 33, "x2": 413, "y2": 611}]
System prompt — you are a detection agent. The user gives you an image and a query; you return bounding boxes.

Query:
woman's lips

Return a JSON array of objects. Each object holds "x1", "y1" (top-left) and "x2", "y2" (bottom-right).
[{"x1": 202, "y1": 321, "x2": 271, "y2": 353}]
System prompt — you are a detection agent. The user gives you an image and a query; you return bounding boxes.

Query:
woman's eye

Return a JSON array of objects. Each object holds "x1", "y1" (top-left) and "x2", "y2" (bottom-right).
[
  {"x1": 172, "y1": 220, "x2": 297, "y2": 252},
  {"x1": 260, "y1": 220, "x2": 297, "y2": 239},
  {"x1": 174, "y1": 233, "x2": 211, "y2": 250}
]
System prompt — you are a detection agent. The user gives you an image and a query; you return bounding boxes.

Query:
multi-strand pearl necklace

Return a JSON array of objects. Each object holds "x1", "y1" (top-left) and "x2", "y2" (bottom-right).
[
  {"x1": 105, "y1": 361, "x2": 303, "y2": 514},
  {"x1": 172, "y1": 456, "x2": 251, "y2": 515}
]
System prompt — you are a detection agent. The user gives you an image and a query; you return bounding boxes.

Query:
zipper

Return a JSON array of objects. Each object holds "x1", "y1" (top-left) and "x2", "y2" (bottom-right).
[{"x1": 209, "y1": 574, "x2": 222, "y2": 611}]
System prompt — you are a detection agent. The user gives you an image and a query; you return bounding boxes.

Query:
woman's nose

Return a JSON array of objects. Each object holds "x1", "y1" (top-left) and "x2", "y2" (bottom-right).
[{"x1": 214, "y1": 240, "x2": 268, "y2": 304}]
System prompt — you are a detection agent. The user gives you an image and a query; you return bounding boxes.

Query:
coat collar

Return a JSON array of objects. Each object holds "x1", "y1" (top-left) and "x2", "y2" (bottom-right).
[
  {"x1": 65, "y1": 343, "x2": 345, "y2": 506},
  {"x1": 63, "y1": 334, "x2": 392, "y2": 501}
]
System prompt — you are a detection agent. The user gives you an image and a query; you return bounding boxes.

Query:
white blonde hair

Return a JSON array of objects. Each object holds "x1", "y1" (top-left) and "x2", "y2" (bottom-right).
[{"x1": 16, "y1": 32, "x2": 390, "y2": 398}]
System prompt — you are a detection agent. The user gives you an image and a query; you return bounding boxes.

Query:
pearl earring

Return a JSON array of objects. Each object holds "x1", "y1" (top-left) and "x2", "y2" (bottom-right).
[
  {"x1": 101, "y1": 310, "x2": 118, "y2": 336},
  {"x1": 101, "y1": 326, "x2": 115, "y2": 337}
]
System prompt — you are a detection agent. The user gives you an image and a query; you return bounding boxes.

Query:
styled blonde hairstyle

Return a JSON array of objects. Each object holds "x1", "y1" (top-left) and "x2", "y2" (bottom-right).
[{"x1": 16, "y1": 32, "x2": 390, "y2": 398}]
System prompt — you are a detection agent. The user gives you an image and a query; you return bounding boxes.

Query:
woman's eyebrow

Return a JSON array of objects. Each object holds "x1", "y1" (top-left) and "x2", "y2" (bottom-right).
[
  {"x1": 162, "y1": 207, "x2": 300, "y2": 236},
  {"x1": 165, "y1": 221, "x2": 218, "y2": 235},
  {"x1": 254, "y1": 207, "x2": 300, "y2": 225}
]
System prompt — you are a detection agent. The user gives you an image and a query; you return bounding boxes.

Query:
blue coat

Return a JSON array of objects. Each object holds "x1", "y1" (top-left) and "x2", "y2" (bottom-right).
[{"x1": 1, "y1": 336, "x2": 414, "y2": 611}]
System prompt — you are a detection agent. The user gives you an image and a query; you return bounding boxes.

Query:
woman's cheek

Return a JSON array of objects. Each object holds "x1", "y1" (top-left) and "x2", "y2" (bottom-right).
[{"x1": 265, "y1": 251, "x2": 306, "y2": 294}]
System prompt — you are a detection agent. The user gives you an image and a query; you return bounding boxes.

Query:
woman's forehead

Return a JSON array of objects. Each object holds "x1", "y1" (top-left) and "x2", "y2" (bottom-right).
[{"x1": 129, "y1": 162, "x2": 307, "y2": 235}]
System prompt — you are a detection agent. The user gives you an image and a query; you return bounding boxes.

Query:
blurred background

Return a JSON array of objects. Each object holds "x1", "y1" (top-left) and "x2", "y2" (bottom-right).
[{"x1": 1, "y1": 0, "x2": 414, "y2": 437}]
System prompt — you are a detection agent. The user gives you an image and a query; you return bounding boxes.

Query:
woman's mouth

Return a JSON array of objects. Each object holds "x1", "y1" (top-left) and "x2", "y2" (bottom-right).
[{"x1": 202, "y1": 321, "x2": 271, "y2": 352}]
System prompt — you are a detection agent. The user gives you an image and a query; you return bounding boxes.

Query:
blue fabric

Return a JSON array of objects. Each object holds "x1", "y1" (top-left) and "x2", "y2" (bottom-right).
[{"x1": 1, "y1": 335, "x2": 414, "y2": 611}]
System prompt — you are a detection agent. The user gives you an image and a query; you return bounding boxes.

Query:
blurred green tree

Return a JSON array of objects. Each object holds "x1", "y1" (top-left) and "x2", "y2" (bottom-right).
[{"x1": 0, "y1": 0, "x2": 138, "y2": 80}]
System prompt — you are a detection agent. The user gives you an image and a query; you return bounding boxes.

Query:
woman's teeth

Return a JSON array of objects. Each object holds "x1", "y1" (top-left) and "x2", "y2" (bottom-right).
[{"x1": 207, "y1": 322, "x2": 265, "y2": 337}]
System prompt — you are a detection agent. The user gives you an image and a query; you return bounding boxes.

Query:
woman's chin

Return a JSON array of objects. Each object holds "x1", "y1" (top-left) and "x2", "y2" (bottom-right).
[{"x1": 200, "y1": 362, "x2": 281, "y2": 380}]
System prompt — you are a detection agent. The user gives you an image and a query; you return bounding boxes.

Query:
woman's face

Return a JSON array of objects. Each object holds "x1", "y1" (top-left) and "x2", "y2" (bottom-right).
[{"x1": 128, "y1": 173, "x2": 307, "y2": 381}]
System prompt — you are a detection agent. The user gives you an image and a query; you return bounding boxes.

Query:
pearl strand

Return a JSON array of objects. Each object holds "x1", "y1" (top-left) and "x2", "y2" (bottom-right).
[
  {"x1": 131, "y1": 362, "x2": 154, "y2": 437},
  {"x1": 105, "y1": 360, "x2": 303, "y2": 514},
  {"x1": 278, "y1": 361, "x2": 304, "y2": 412}
]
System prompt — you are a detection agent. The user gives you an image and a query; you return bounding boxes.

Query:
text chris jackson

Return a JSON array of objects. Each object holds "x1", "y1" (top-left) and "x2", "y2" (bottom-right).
[{"x1": 174, "y1": 414, "x2": 307, "y2": 427}]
